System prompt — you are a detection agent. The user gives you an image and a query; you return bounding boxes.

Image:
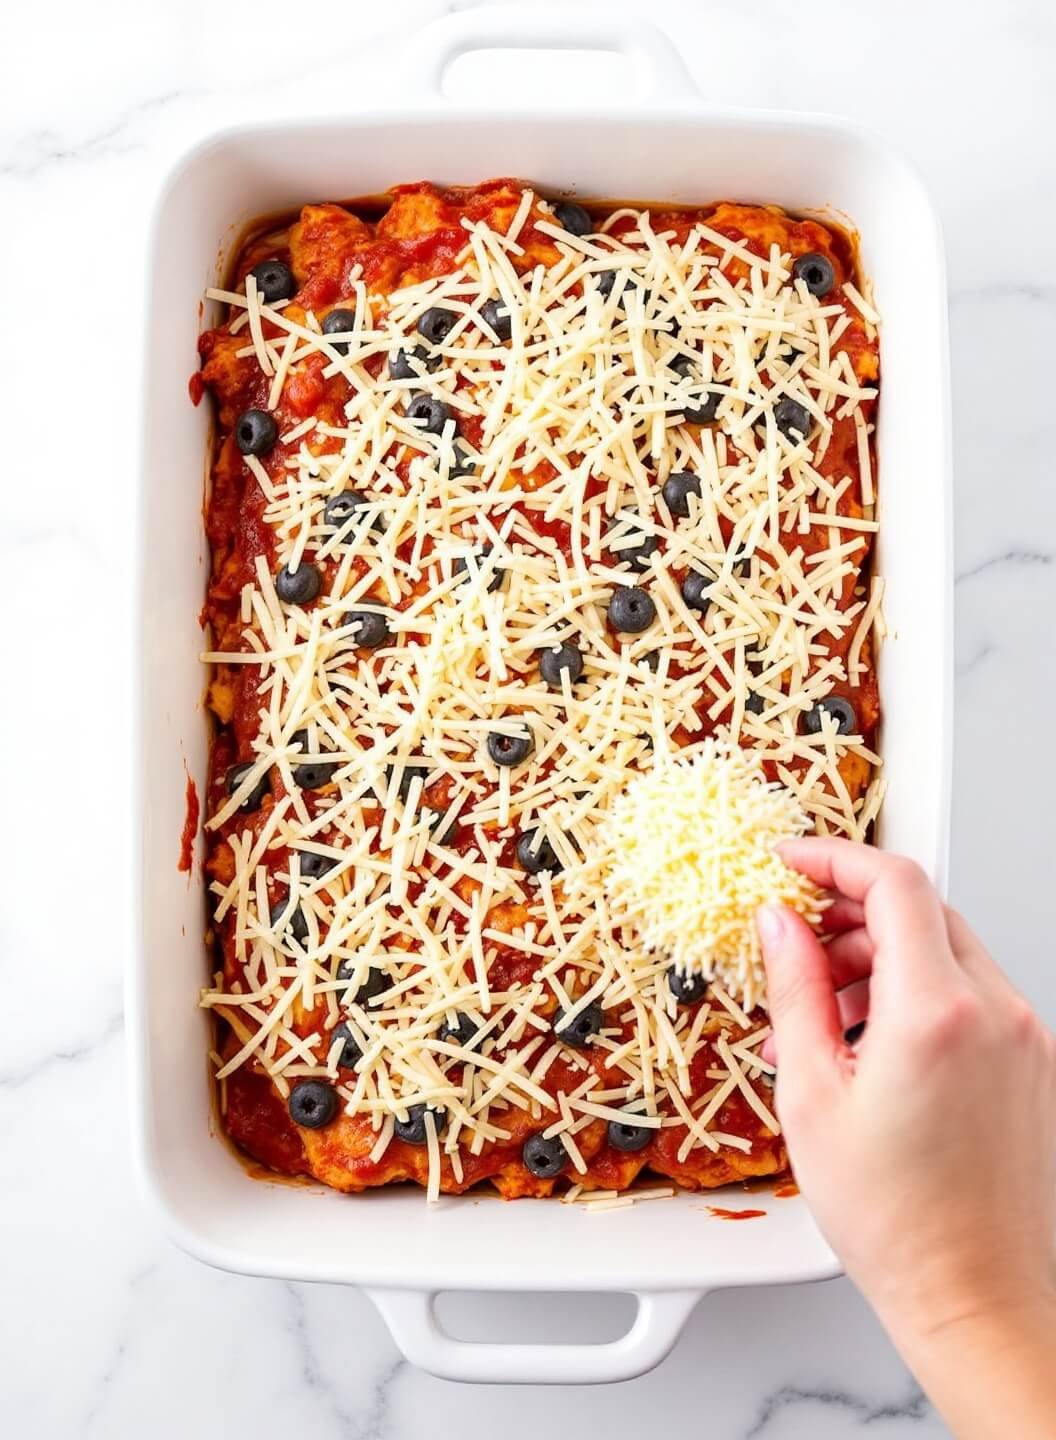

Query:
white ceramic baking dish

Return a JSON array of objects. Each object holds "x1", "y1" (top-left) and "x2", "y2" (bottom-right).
[{"x1": 130, "y1": 4, "x2": 952, "y2": 1385}]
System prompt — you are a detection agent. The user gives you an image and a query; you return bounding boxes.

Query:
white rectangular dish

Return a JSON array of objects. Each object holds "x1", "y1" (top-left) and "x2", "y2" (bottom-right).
[{"x1": 130, "y1": 5, "x2": 952, "y2": 1385}]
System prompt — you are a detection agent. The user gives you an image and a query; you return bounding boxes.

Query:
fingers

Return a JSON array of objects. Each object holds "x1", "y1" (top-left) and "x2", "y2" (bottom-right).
[
  {"x1": 778, "y1": 838, "x2": 956, "y2": 993},
  {"x1": 760, "y1": 972, "x2": 870, "y2": 1065},
  {"x1": 943, "y1": 905, "x2": 978, "y2": 958},
  {"x1": 778, "y1": 836, "x2": 888, "y2": 899},
  {"x1": 836, "y1": 978, "x2": 870, "y2": 1039},
  {"x1": 821, "y1": 895, "x2": 865, "y2": 935},
  {"x1": 826, "y1": 928, "x2": 874, "y2": 988},
  {"x1": 943, "y1": 904, "x2": 1016, "y2": 993},
  {"x1": 760, "y1": 929, "x2": 872, "y2": 1064},
  {"x1": 757, "y1": 903, "x2": 844, "y2": 1086}
]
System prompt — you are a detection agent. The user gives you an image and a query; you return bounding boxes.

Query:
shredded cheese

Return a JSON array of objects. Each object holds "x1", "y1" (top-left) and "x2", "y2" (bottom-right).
[{"x1": 577, "y1": 742, "x2": 828, "y2": 1008}]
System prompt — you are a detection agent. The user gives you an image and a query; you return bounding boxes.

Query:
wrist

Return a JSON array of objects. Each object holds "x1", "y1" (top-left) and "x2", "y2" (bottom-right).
[
  {"x1": 847, "y1": 1240, "x2": 1056, "y2": 1352},
  {"x1": 878, "y1": 1281, "x2": 1056, "y2": 1367},
  {"x1": 876, "y1": 1288, "x2": 1056, "y2": 1440}
]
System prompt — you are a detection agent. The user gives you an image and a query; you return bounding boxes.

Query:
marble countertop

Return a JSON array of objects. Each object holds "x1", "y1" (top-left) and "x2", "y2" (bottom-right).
[{"x1": 4, "y1": 0, "x2": 1054, "y2": 1432}]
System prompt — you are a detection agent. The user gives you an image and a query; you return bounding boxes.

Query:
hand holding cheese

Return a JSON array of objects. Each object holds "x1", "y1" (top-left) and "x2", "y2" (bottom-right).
[
  {"x1": 581, "y1": 742, "x2": 827, "y2": 1008},
  {"x1": 756, "y1": 838, "x2": 1056, "y2": 1440}
]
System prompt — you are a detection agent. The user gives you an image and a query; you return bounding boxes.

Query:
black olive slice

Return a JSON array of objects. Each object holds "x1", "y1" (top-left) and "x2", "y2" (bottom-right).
[
  {"x1": 288, "y1": 1080, "x2": 337, "y2": 1129},
  {"x1": 668, "y1": 967, "x2": 708, "y2": 1005},
  {"x1": 553, "y1": 1002, "x2": 605, "y2": 1049},
  {"x1": 522, "y1": 1133, "x2": 566, "y2": 1178},
  {"x1": 608, "y1": 585, "x2": 656, "y2": 634}
]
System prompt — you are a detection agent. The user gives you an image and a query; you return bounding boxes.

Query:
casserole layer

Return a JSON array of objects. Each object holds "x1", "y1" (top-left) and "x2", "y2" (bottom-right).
[{"x1": 195, "y1": 180, "x2": 881, "y2": 1199}]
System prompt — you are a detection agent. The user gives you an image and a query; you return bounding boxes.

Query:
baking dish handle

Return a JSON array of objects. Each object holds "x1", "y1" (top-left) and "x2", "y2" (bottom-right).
[
  {"x1": 367, "y1": 1286, "x2": 703, "y2": 1384},
  {"x1": 408, "y1": 3, "x2": 697, "y2": 106}
]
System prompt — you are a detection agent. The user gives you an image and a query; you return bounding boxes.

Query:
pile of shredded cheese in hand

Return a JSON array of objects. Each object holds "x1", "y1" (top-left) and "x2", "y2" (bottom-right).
[{"x1": 576, "y1": 741, "x2": 828, "y2": 1009}]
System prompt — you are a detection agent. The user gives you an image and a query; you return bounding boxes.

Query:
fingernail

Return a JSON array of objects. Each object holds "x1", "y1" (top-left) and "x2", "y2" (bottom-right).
[{"x1": 756, "y1": 904, "x2": 786, "y2": 947}]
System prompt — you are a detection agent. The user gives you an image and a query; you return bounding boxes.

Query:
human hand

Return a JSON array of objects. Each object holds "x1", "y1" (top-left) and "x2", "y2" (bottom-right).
[{"x1": 755, "y1": 838, "x2": 1056, "y2": 1351}]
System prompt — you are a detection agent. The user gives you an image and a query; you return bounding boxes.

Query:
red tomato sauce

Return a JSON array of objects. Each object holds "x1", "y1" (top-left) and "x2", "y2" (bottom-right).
[{"x1": 178, "y1": 775, "x2": 200, "y2": 873}]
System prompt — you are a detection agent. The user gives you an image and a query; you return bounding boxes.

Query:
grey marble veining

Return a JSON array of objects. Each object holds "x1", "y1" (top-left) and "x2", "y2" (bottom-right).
[{"x1": 3, "y1": 0, "x2": 1054, "y2": 1432}]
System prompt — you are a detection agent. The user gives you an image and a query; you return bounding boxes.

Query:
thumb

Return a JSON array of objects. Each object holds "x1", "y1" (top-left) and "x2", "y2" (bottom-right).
[{"x1": 757, "y1": 904, "x2": 842, "y2": 1080}]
